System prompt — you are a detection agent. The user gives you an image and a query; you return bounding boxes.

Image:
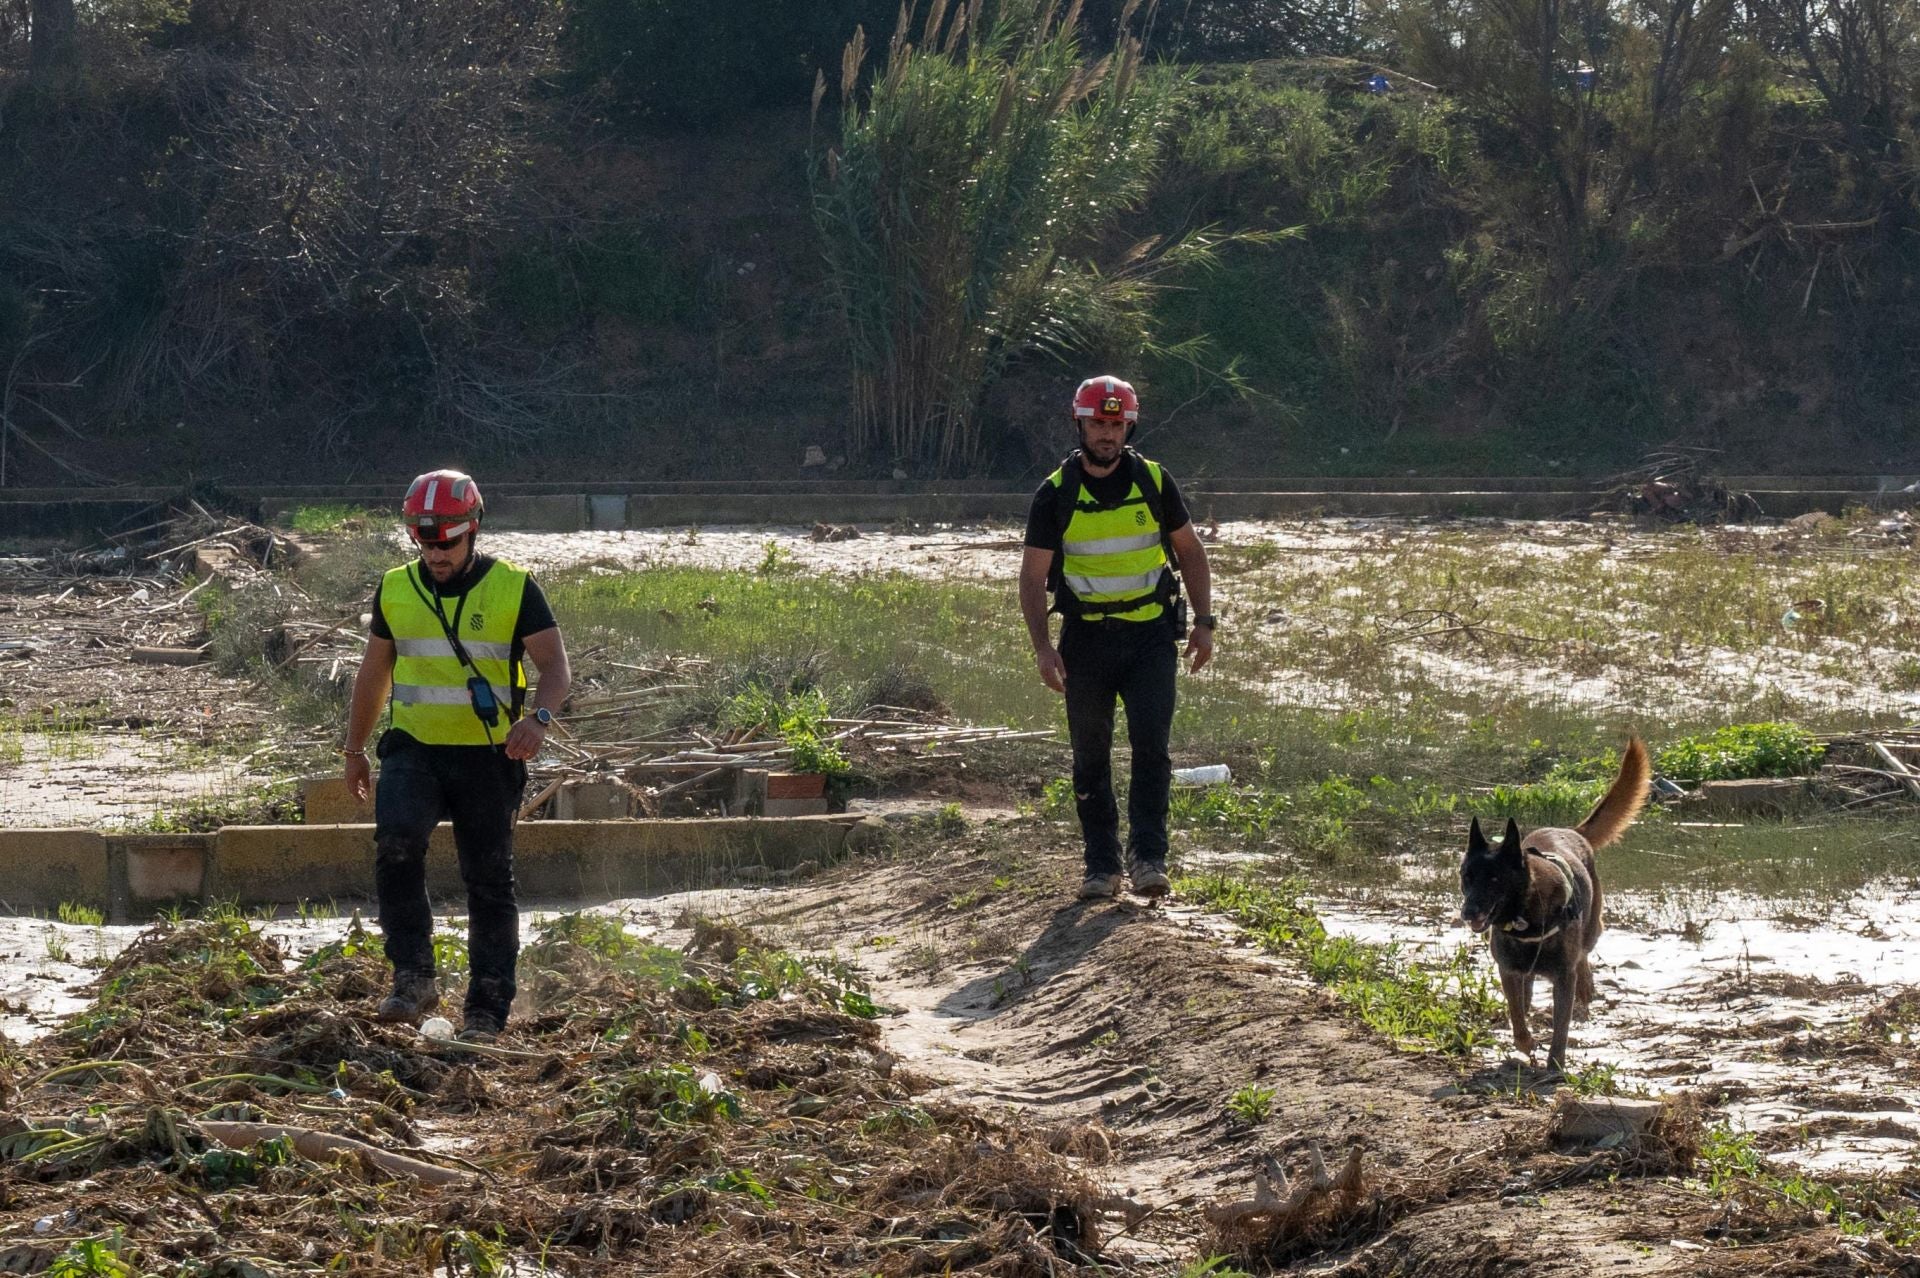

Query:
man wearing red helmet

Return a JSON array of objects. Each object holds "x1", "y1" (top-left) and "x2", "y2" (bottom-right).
[
  {"x1": 1019, "y1": 376, "x2": 1216, "y2": 900},
  {"x1": 340, "y1": 469, "x2": 573, "y2": 1042}
]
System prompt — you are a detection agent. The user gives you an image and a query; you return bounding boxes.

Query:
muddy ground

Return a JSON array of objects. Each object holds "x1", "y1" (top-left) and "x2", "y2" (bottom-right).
[
  {"x1": 4, "y1": 517, "x2": 1920, "y2": 1271},
  {"x1": 3, "y1": 825, "x2": 1915, "y2": 1275}
]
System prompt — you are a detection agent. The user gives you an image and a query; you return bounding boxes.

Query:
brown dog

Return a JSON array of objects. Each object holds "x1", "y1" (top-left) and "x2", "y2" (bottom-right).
[{"x1": 1458, "y1": 737, "x2": 1649, "y2": 1070}]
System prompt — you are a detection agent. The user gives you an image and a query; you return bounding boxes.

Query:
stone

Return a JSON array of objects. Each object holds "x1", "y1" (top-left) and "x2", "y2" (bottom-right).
[
  {"x1": 301, "y1": 775, "x2": 370, "y2": 824},
  {"x1": 1552, "y1": 1096, "x2": 1666, "y2": 1146},
  {"x1": 551, "y1": 780, "x2": 632, "y2": 820},
  {"x1": 1696, "y1": 777, "x2": 1813, "y2": 816}
]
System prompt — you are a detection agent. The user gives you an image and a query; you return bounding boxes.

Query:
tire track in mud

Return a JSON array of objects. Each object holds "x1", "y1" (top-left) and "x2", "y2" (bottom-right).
[{"x1": 633, "y1": 828, "x2": 1783, "y2": 1274}]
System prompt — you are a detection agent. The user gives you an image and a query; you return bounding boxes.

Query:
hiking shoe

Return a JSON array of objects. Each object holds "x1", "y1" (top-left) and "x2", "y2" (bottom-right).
[
  {"x1": 1078, "y1": 872, "x2": 1121, "y2": 900},
  {"x1": 375, "y1": 971, "x2": 439, "y2": 1024},
  {"x1": 457, "y1": 1010, "x2": 504, "y2": 1044},
  {"x1": 1128, "y1": 861, "x2": 1171, "y2": 898}
]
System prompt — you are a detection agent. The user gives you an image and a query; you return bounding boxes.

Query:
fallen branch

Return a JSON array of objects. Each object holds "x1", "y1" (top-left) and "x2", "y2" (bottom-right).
[
  {"x1": 197, "y1": 1120, "x2": 473, "y2": 1187},
  {"x1": 1869, "y1": 742, "x2": 1920, "y2": 802}
]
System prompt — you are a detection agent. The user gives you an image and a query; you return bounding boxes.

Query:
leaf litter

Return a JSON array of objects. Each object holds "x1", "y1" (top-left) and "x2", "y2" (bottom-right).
[{"x1": 0, "y1": 907, "x2": 1123, "y2": 1277}]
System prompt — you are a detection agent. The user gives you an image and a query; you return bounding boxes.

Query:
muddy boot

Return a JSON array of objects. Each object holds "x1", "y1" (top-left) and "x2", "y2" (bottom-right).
[
  {"x1": 1078, "y1": 872, "x2": 1121, "y2": 900},
  {"x1": 1128, "y1": 860, "x2": 1171, "y2": 899},
  {"x1": 375, "y1": 970, "x2": 439, "y2": 1024},
  {"x1": 458, "y1": 1009, "x2": 504, "y2": 1044}
]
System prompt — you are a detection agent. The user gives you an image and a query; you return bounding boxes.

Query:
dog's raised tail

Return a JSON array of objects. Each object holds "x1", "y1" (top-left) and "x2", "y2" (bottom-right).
[{"x1": 1575, "y1": 736, "x2": 1650, "y2": 850}]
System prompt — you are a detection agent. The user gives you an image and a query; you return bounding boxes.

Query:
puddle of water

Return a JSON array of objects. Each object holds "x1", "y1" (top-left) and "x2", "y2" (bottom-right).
[{"x1": 1311, "y1": 886, "x2": 1920, "y2": 1174}]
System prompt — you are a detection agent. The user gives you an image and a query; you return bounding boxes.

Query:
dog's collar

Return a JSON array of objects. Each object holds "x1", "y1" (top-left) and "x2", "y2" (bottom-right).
[{"x1": 1499, "y1": 848, "x2": 1585, "y2": 942}]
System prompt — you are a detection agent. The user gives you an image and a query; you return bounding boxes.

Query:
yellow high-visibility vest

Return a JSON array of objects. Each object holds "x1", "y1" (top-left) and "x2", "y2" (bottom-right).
[
  {"x1": 1048, "y1": 456, "x2": 1171, "y2": 623},
  {"x1": 379, "y1": 560, "x2": 528, "y2": 745}
]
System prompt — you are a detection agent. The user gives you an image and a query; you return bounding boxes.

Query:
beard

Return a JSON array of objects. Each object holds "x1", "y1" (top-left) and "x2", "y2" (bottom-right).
[{"x1": 1082, "y1": 435, "x2": 1123, "y2": 462}]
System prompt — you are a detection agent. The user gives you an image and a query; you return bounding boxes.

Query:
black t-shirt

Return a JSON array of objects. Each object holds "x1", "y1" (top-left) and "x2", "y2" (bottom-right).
[
  {"x1": 368, "y1": 554, "x2": 557, "y2": 647},
  {"x1": 1023, "y1": 457, "x2": 1191, "y2": 553}
]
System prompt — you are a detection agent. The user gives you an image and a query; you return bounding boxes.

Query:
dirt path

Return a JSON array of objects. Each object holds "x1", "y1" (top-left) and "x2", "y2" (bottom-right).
[{"x1": 621, "y1": 820, "x2": 1892, "y2": 1274}]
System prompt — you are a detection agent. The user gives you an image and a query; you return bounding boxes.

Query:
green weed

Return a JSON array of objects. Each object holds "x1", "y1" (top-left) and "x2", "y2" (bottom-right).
[
  {"x1": 1182, "y1": 872, "x2": 1501, "y2": 1055},
  {"x1": 432, "y1": 932, "x2": 471, "y2": 981},
  {"x1": 1699, "y1": 1123, "x2": 1920, "y2": 1246},
  {"x1": 1560, "y1": 1060, "x2": 1631, "y2": 1098},
  {"x1": 46, "y1": 1234, "x2": 136, "y2": 1277},
  {"x1": 1177, "y1": 1259, "x2": 1254, "y2": 1278},
  {"x1": 1655, "y1": 722, "x2": 1825, "y2": 781},
  {"x1": 860, "y1": 1104, "x2": 934, "y2": 1136},
  {"x1": 57, "y1": 901, "x2": 104, "y2": 926},
  {"x1": 128, "y1": 783, "x2": 300, "y2": 833},
  {"x1": 1225, "y1": 1082, "x2": 1276, "y2": 1123}
]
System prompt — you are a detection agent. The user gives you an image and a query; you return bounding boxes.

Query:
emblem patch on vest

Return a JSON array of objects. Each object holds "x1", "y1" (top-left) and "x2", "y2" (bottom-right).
[
  {"x1": 468, "y1": 612, "x2": 484, "y2": 631},
  {"x1": 1135, "y1": 510, "x2": 1147, "y2": 526}
]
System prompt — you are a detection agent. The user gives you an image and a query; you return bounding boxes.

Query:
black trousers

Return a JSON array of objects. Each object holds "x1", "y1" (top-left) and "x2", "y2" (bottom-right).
[
  {"x1": 374, "y1": 734, "x2": 527, "y2": 1022},
  {"x1": 1060, "y1": 616, "x2": 1177, "y2": 876}
]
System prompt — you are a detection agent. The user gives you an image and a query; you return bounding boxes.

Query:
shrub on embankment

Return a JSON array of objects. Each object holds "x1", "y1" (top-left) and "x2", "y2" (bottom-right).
[{"x1": 1, "y1": 0, "x2": 1915, "y2": 483}]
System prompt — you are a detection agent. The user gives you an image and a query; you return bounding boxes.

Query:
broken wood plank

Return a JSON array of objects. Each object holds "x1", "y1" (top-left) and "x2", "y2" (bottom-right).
[{"x1": 130, "y1": 646, "x2": 208, "y2": 666}]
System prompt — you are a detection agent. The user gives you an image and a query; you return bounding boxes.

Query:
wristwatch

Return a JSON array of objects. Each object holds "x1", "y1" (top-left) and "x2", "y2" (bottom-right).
[
  {"x1": 532, "y1": 707, "x2": 554, "y2": 727},
  {"x1": 1194, "y1": 614, "x2": 1219, "y2": 630}
]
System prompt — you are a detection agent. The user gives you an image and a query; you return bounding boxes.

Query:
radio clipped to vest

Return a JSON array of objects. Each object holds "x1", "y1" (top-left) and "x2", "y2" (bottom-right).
[
  {"x1": 466, "y1": 675, "x2": 501, "y2": 729},
  {"x1": 1046, "y1": 448, "x2": 1186, "y2": 636}
]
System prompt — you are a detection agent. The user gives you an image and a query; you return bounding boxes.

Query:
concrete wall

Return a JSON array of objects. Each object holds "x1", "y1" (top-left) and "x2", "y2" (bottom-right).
[
  {"x1": 0, "y1": 816, "x2": 887, "y2": 921},
  {"x1": 7, "y1": 480, "x2": 1897, "y2": 538}
]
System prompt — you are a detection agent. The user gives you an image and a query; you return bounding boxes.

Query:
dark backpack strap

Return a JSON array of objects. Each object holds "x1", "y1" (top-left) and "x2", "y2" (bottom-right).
[{"x1": 1052, "y1": 451, "x2": 1085, "y2": 542}]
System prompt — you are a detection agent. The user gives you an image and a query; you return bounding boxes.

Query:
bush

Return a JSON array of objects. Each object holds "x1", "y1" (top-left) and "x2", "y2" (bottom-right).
[{"x1": 1655, "y1": 723, "x2": 1825, "y2": 782}]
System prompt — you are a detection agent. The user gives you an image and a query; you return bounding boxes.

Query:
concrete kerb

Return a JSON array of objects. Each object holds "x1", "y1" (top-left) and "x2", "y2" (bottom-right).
[
  {"x1": 0, "y1": 816, "x2": 889, "y2": 921},
  {"x1": 0, "y1": 830, "x2": 110, "y2": 916}
]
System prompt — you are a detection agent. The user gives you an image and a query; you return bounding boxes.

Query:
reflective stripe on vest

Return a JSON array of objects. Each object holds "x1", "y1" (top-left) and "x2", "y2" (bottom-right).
[
  {"x1": 379, "y1": 560, "x2": 529, "y2": 745},
  {"x1": 391, "y1": 682, "x2": 515, "y2": 707},
  {"x1": 391, "y1": 638, "x2": 515, "y2": 662},
  {"x1": 1049, "y1": 458, "x2": 1169, "y2": 623}
]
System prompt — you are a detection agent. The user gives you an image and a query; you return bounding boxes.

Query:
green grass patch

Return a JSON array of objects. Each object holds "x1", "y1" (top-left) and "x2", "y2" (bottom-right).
[
  {"x1": 1181, "y1": 872, "x2": 1501, "y2": 1055},
  {"x1": 285, "y1": 504, "x2": 380, "y2": 535}
]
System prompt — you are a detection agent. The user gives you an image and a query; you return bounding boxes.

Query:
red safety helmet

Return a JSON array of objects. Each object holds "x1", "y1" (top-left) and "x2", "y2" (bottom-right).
[
  {"x1": 401, "y1": 469, "x2": 484, "y2": 545},
  {"x1": 1071, "y1": 375, "x2": 1140, "y2": 439}
]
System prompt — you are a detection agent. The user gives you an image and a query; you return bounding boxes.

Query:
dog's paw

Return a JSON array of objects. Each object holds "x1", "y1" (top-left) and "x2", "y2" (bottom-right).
[{"x1": 1572, "y1": 1001, "x2": 1592, "y2": 1024}]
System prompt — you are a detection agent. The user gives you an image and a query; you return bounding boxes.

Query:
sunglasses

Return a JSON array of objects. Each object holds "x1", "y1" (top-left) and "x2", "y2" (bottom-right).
[{"x1": 417, "y1": 535, "x2": 461, "y2": 550}]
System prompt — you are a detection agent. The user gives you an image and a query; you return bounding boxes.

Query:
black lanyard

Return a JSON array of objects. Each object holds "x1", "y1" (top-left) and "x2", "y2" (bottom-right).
[{"x1": 406, "y1": 562, "x2": 479, "y2": 675}]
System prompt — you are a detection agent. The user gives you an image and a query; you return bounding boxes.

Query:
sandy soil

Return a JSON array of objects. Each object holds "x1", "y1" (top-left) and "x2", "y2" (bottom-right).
[{"x1": 1315, "y1": 890, "x2": 1920, "y2": 1176}]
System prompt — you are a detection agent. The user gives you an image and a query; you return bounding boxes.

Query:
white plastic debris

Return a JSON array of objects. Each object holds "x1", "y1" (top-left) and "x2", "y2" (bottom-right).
[{"x1": 1173, "y1": 764, "x2": 1232, "y2": 785}]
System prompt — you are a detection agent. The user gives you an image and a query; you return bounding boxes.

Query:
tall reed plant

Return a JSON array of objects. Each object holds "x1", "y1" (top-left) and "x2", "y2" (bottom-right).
[{"x1": 812, "y1": 0, "x2": 1177, "y2": 472}]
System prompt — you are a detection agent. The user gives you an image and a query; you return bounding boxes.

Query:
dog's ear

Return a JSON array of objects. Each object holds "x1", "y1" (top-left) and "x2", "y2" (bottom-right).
[
  {"x1": 1468, "y1": 816, "x2": 1489, "y2": 853},
  {"x1": 1502, "y1": 817, "x2": 1523, "y2": 857}
]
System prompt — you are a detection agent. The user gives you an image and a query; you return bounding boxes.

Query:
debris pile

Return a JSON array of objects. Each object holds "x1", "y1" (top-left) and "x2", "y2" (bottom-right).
[
  {"x1": 1608, "y1": 451, "x2": 1760, "y2": 523},
  {"x1": 523, "y1": 684, "x2": 1051, "y2": 819},
  {"x1": 1, "y1": 909, "x2": 1123, "y2": 1276}
]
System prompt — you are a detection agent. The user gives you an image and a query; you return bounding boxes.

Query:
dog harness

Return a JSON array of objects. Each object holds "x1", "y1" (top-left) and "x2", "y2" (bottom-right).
[{"x1": 1500, "y1": 847, "x2": 1589, "y2": 943}]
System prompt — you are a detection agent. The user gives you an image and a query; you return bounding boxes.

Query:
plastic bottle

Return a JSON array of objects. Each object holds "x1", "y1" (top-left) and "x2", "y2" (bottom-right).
[{"x1": 1173, "y1": 764, "x2": 1231, "y2": 786}]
